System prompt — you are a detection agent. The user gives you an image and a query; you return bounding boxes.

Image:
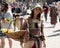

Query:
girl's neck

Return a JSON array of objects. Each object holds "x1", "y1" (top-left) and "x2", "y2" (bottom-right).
[{"x1": 34, "y1": 15, "x2": 37, "y2": 19}]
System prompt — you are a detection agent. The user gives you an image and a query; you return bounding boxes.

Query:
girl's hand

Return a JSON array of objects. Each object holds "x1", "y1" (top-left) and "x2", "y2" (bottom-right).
[
  {"x1": 42, "y1": 40, "x2": 46, "y2": 48},
  {"x1": 43, "y1": 43, "x2": 46, "y2": 48}
]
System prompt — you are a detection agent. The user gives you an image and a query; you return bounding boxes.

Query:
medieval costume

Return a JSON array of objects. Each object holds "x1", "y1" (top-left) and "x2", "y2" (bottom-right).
[{"x1": 50, "y1": 4, "x2": 58, "y2": 27}]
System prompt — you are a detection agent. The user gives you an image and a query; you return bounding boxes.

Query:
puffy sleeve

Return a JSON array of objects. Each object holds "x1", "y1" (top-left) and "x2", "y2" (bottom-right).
[{"x1": 5, "y1": 12, "x2": 13, "y2": 19}]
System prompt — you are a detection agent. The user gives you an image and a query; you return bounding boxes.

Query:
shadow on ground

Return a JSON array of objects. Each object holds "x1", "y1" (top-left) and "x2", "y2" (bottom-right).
[
  {"x1": 44, "y1": 26, "x2": 55, "y2": 28},
  {"x1": 53, "y1": 29, "x2": 60, "y2": 33},
  {"x1": 47, "y1": 33, "x2": 60, "y2": 37}
]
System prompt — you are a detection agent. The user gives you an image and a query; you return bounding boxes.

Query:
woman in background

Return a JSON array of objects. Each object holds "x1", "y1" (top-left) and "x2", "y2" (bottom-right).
[{"x1": 50, "y1": 2, "x2": 58, "y2": 27}]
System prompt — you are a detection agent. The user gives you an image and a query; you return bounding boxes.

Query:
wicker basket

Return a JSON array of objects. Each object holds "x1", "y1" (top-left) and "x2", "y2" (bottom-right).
[{"x1": 5, "y1": 30, "x2": 28, "y2": 39}]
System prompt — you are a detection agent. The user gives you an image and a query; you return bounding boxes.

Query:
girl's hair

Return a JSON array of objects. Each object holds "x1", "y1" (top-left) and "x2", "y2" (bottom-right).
[
  {"x1": 30, "y1": 10, "x2": 41, "y2": 20},
  {"x1": 1, "y1": 2, "x2": 8, "y2": 11}
]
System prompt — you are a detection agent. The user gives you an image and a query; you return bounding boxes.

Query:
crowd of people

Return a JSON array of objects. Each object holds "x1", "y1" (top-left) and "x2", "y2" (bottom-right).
[{"x1": 0, "y1": 1, "x2": 60, "y2": 48}]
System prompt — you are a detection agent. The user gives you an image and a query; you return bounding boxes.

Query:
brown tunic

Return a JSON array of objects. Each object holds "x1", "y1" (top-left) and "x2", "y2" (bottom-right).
[
  {"x1": 28, "y1": 18, "x2": 45, "y2": 41},
  {"x1": 50, "y1": 6, "x2": 58, "y2": 25}
]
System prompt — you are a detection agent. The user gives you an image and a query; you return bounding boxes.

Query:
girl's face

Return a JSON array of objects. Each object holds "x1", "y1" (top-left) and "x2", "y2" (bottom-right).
[{"x1": 33, "y1": 7, "x2": 40, "y2": 17}]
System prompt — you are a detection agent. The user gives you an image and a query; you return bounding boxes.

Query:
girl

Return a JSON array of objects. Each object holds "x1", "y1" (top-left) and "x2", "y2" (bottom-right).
[{"x1": 27, "y1": 4, "x2": 46, "y2": 48}]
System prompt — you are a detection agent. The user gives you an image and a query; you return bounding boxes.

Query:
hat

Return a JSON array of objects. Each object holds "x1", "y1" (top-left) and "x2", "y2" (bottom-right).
[
  {"x1": 30, "y1": 3, "x2": 42, "y2": 10},
  {"x1": 30, "y1": 3, "x2": 43, "y2": 13}
]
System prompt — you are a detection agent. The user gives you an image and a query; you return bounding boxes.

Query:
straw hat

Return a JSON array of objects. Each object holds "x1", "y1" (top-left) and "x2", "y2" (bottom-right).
[
  {"x1": 30, "y1": 3, "x2": 43, "y2": 13},
  {"x1": 30, "y1": 3, "x2": 42, "y2": 10}
]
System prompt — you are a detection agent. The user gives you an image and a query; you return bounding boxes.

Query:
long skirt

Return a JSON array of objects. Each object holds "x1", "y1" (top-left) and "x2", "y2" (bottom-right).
[
  {"x1": 32, "y1": 39, "x2": 42, "y2": 48},
  {"x1": 51, "y1": 15, "x2": 57, "y2": 25}
]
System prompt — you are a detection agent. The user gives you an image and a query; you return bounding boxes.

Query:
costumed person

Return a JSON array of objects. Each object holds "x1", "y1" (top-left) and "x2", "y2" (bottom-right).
[
  {"x1": 27, "y1": 3, "x2": 46, "y2": 48},
  {"x1": 18, "y1": 16, "x2": 34, "y2": 48},
  {"x1": 16, "y1": 7, "x2": 35, "y2": 48},
  {"x1": 43, "y1": 2, "x2": 49, "y2": 22},
  {"x1": 50, "y1": 2, "x2": 58, "y2": 27},
  {"x1": 11, "y1": 2, "x2": 22, "y2": 30},
  {"x1": 0, "y1": 2, "x2": 14, "y2": 48}
]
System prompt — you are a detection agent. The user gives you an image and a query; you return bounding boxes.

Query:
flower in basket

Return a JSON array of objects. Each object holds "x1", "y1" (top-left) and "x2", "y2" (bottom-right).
[
  {"x1": 1, "y1": 28, "x2": 7, "y2": 33},
  {"x1": 1, "y1": 28, "x2": 14, "y2": 33},
  {"x1": 8, "y1": 29, "x2": 14, "y2": 33}
]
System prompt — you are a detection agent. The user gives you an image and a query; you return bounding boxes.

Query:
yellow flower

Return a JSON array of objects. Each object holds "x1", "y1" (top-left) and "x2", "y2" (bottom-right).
[
  {"x1": 1, "y1": 28, "x2": 14, "y2": 33},
  {"x1": 1, "y1": 28, "x2": 7, "y2": 33},
  {"x1": 4, "y1": 18, "x2": 10, "y2": 22},
  {"x1": 8, "y1": 29, "x2": 14, "y2": 33}
]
